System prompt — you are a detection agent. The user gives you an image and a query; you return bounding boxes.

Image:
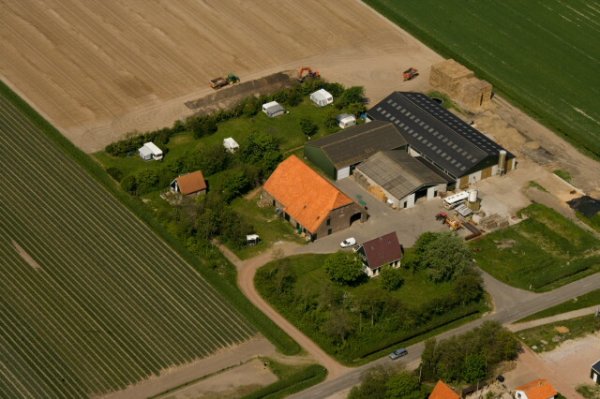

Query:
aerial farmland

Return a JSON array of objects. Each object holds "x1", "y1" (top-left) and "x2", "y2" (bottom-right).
[{"x1": 0, "y1": 87, "x2": 257, "y2": 397}]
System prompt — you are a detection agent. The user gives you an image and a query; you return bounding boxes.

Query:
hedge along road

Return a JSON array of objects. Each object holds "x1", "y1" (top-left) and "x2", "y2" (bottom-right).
[{"x1": 0, "y1": 92, "x2": 258, "y2": 398}]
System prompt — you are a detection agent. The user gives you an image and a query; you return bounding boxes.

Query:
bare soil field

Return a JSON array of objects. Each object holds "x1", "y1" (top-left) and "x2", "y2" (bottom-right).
[{"x1": 0, "y1": 0, "x2": 439, "y2": 153}]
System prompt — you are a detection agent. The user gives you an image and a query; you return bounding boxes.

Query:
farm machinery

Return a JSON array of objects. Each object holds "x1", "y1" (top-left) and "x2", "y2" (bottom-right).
[
  {"x1": 435, "y1": 211, "x2": 462, "y2": 230},
  {"x1": 403, "y1": 67, "x2": 419, "y2": 81},
  {"x1": 209, "y1": 73, "x2": 240, "y2": 89},
  {"x1": 297, "y1": 66, "x2": 320, "y2": 82}
]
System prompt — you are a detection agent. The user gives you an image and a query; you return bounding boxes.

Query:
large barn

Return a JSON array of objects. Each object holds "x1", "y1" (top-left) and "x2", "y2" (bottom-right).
[
  {"x1": 304, "y1": 121, "x2": 408, "y2": 180},
  {"x1": 262, "y1": 155, "x2": 367, "y2": 240},
  {"x1": 354, "y1": 150, "x2": 451, "y2": 208},
  {"x1": 368, "y1": 92, "x2": 516, "y2": 189}
]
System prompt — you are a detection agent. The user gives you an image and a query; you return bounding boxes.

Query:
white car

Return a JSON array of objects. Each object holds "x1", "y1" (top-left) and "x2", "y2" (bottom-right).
[{"x1": 340, "y1": 237, "x2": 356, "y2": 248}]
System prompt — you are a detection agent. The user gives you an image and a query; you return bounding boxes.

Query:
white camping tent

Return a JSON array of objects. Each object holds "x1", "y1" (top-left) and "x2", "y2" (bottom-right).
[
  {"x1": 310, "y1": 89, "x2": 333, "y2": 107},
  {"x1": 223, "y1": 137, "x2": 240, "y2": 153},
  {"x1": 262, "y1": 101, "x2": 285, "y2": 118}
]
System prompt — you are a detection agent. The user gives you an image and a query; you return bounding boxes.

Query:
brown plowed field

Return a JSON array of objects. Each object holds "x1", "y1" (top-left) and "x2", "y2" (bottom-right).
[{"x1": 0, "y1": 0, "x2": 439, "y2": 152}]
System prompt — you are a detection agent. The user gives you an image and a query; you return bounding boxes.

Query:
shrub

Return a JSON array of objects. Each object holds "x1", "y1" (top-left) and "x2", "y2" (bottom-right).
[
  {"x1": 325, "y1": 252, "x2": 365, "y2": 285},
  {"x1": 300, "y1": 118, "x2": 318, "y2": 137},
  {"x1": 106, "y1": 167, "x2": 124, "y2": 182},
  {"x1": 380, "y1": 267, "x2": 404, "y2": 291}
]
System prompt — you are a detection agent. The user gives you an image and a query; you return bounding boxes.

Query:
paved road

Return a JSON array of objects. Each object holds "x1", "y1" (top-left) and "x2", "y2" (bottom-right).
[
  {"x1": 288, "y1": 272, "x2": 600, "y2": 399},
  {"x1": 508, "y1": 305, "x2": 600, "y2": 332}
]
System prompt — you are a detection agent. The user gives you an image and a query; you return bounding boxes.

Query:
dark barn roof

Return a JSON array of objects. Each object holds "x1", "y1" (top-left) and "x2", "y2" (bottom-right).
[
  {"x1": 593, "y1": 360, "x2": 600, "y2": 374},
  {"x1": 356, "y1": 151, "x2": 448, "y2": 201},
  {"x1": 368, "y1": 92, "x2": 514, "y2": 178},
  {"x1": 305, "y1": 121, "x2": 407, "y2": 168},
  {"x1": 360, "y1": 232, "x2": 403, "y2": 270}
]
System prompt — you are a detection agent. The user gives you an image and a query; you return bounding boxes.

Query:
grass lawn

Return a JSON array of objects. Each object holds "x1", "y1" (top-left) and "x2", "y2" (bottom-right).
[
  {"x1": 228, "y1": 196, "x2": 306, "y2": 259},
  {"x1": 471, "y1": 204, "x2": 600, "y2": 292},
  {"x1": 519, "y1": 289, "x2": 600, "y2": 322},
  {"x1": 256, "y1": 253, "x2": 488, "y2": 364},
  {"x1": 516, "y1": 314, "x2": 600, "y2": 353},
  {"x1": 576, "y1": 211, "x2": 600, "y2": 233},
  {"x1": 364, "y1": 0, "x2": 600, "y2": 159},
  {"x1": 95, "y1": 98, "x2": 341, "y2": 176}
]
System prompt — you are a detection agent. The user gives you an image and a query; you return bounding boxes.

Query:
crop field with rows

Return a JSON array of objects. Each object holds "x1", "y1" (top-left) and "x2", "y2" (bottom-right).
[
  {"x1": 0, "y1": 89, "x2": 256, "y2": 398},
  {"x1": 365, "y1": 0, "x2": 600, "y2": 158}
]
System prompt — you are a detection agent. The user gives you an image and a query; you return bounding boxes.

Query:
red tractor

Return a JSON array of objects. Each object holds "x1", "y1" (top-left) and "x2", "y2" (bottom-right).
[{"x1": 403, "y1": 67, "x2": 419, "y2": 81}]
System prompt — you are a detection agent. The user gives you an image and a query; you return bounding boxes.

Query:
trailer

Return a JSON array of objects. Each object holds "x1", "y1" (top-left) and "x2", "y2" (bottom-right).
[{"x1": 443, "y1": 191, "x2": 469, "y2": 209}]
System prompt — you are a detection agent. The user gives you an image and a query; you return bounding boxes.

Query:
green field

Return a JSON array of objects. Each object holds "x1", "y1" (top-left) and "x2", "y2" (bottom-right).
[
  {"x1": 0, "y1": 87, "x2": 260, "y2": 397},
  {"x1": 519, "y1": 289, "x2": 600, "y2": 322},
  {"x1": 365, "y1": 0, "x2": 600, "y2": 158},
  {"x1": 471, "y1": 204, "x2": 600, "y2": 291}
]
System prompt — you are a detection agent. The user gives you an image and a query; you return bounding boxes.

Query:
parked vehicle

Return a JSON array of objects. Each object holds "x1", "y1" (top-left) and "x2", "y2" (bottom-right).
[
  {"x1": 340, "y1": 237, "x2": 357, "y2": 248},
  {"x1": 389, "y1": 348, "x2": 408, "y2": 360}
]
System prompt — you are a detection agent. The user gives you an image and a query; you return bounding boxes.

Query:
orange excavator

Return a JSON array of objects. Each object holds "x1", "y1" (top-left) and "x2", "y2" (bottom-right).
[{"x1": 297, "y1": 66, "x2": 320, "y2": 82}]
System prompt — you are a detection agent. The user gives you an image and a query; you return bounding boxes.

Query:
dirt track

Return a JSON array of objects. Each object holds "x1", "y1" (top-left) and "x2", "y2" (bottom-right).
[{"x1": 0, "y1": 0, "x2": 439, "y2": 152}]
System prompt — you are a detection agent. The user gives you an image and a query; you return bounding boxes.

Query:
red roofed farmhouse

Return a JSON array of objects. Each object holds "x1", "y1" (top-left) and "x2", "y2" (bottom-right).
[{"x1": 262, "y1": 155, "x2": 366, "y2": 240}]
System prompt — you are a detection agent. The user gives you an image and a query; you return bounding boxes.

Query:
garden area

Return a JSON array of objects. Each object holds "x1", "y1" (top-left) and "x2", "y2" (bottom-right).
[
  {"x1": 93, "y1": 78, "x2": 368, "y2": 256},
  {"x1": 471, "y1": 204, "x2": 600, "y2": 292},
  {"x1": 255, "y1": 232, "x2": 488, "y2": 365},
  {"x1": 516, "y1": 314, "x2": 600, "y2": 353}
]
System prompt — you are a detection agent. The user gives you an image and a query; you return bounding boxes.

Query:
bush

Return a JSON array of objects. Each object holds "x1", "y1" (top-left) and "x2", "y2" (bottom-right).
[
  {"x1": 300, "y1": 118, "x2": 318, "y2": 137},
  {"x1": 106, "y1": 167, "x2": 124, "y2": 182},
  {"x1": 324, "y1": 252, "x2": 365, "y2": 285},
  {"x1": 380, "y1": 267, "x2": 404, "y2": 291}
]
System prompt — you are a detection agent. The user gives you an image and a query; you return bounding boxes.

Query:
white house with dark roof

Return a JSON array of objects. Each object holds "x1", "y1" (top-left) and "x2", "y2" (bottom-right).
[{"x1": 357, "y1": 232, "x2": 404, "y2": 277}]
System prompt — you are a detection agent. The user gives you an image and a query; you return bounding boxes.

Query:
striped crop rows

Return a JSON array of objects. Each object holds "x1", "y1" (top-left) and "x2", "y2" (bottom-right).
[{"x1": 0, "y1": 94, "x2": 256, "y2": 398}]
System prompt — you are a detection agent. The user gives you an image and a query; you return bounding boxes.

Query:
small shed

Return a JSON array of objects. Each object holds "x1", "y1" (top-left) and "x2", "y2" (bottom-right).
[
  {"x1": 170, "y1": 170, "x2": 207, "y2": 196},
  {"x1": 246, "y1": 234, "x2": 260, "y2": 246},
  {"x1": 138, "y1": 142, "x2": 163, "y2": 161},
  {"x1": 592, "y1": 359, "x2": 600, "y2": 384},
  {"x1": 223, "y1": 137, "x2": 240, "y2": 153},
  {"x1": 337, "y1": 113, "x2": 356, "y2": 129},
  {"x1": 262, "y1": 101, "x2": 285, "y2": 118},
  {"x1": 310, "y1": 89, "x2": 333, "y2": 107}
]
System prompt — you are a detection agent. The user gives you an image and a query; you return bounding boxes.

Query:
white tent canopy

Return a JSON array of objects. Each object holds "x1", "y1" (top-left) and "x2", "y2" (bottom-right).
[{"x1": 262, "y1": 101, "x2": 285, "y2": 117}]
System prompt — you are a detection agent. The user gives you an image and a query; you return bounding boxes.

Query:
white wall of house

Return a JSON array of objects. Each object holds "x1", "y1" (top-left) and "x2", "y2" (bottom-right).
[
  {"x1": 492, "y1": 165, "x2": 499, "y2": 175},
  {"x1": 592, "y1": 369, "x2": 599, "y2": 383},
  {"x1": 336, "y1": 166, "x2": 351, "y2": 180},
  {"x1": 363, "y1": 260, "x2": 401, "y2": 278}
]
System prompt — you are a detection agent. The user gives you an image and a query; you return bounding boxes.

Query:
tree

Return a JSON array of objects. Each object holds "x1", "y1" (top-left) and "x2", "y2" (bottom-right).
[
  {"x1": 413, "y1": 232, "x2": 473, "y2": 282},
  {"x1": 324, "y1": 252, "x2": 365, "y2": 285},
  {"x1": 120, "y1": 174, "x2": 137, "y2": 194},
  {"x1": 134, "y1": 169, "x2": 159, "y2": 195},
  {"x1": 324, "y1": 110, "x2": 339, "y2": 132},
  {"x1": 336, "y1": 86, "x2": 365, "y2": 109},
  {"x1": 463, "y1": 353, "x2": 487, "y2": 383},
  {"x1": 286, "y1": 87, "x2": 303, "y2": 106},
  {"x1": 323, "y1": 308, "x2": 355, "y2": 345},
  {"x1": 189, "y1": 116, "x2": 218, "y2": 139},
  {"x1": 348, "y1": 367, "x2": 390, "y2": 399},
  {"x1": 219, "y1": 169, "x2": 251, "y2": 202},
  {"x1": 380, "y1": 267, "x2": 404, "y2": 291},
  {"x1": 300, "y1": 118, "x2": 318, "y2": 137},
  {"x1": 385, "y1": 371, "x2": 422, "y2": 399}
]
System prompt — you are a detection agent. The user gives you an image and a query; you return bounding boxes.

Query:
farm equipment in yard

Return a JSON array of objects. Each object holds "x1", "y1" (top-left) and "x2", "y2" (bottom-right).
[
  {"x1": 298, "y1": 66, "x2": 320, "y2": 82},
  {"x1": 209, "y1": 73, "x2": 240, "y2": 89},
  {"x1": 435, "y1": 211, "x2": 462, "y2": 230},
  {"x1": 209, "y1": 76, "x2": 228, "y2": 89},
  {"x1": 403, "y1": 67, "x2": 419, "y2": 81}
]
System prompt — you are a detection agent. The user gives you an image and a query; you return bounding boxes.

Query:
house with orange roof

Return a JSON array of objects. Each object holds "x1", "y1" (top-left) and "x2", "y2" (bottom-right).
[
  {"x1": 170, "y1": 170, "x2": 207, "y2": 196},
  {"x1": 262, "y1": 155, "x2": 366, "y2": 240},
  {"x1": 429, "y1": 380, "x2": 460, "y2": 399},
  {"x1": 514, "y1": 379, "x2": 557, "y2": 399}
]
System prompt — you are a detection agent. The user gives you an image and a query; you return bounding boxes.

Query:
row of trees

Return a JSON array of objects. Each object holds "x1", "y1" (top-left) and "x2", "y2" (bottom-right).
[
  {"x1": 349, "y1": 367, "x2": 425, "y2": 399},
  {"x1": 420, "y1": 321, "x2": 521, "y2": 383}
]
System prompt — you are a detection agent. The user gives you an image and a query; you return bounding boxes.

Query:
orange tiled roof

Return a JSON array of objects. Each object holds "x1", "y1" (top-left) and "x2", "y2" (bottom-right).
[
  {"x1": 263, "y1": 155, "x2": 353, "y2": 233},
  {"x1": 515, "y1": 379, "x2": 557, "y2": 399},
  {"x1": 429, "y1": 380, "x2": 460, "y2": 399},
  {"x1": 176, "y1": 171, "x2": 207, "y2": 195}
]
